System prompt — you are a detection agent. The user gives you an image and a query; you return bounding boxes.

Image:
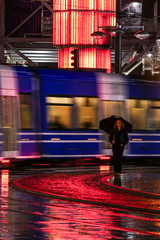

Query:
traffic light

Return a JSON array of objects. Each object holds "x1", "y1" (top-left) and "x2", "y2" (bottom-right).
[{"x1": 70, "y1": 49, "x2": 79, "y2": 69}]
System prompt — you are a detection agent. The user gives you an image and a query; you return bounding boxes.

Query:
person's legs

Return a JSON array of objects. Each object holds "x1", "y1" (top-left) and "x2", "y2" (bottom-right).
[{"x1": 114, "y1": 146, "x2": 124, "y2": 173}]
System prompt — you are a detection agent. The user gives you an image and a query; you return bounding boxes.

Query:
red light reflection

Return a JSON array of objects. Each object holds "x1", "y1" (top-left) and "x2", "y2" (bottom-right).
[
  {"x1": 0, "y1": 170, "x2": 9, "y2": 235},
  {"x1": 1, "y1": 170, "x2": 9, "y2": 218},
  {"x1": 1, "y1": 170, "x2": 9, "y2": 198},
  {"x1": 12, "y1": 172, "x2": 160, "y2": 238}
]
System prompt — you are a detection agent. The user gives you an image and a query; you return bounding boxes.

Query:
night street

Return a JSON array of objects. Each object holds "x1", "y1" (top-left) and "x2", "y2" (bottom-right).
[{"x1": 1, "y1": 0, "x2": 160, "y2": 239}]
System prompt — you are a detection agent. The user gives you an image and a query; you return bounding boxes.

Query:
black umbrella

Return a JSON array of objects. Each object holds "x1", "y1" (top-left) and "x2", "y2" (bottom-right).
[{"x1": 99, "y1": 115, "x2": 132, "y2": 134}]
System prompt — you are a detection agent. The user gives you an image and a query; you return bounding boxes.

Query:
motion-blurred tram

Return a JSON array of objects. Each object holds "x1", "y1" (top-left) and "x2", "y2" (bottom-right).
[{"x1": 0, "y1": 64, "x2": 160, "y2": 163}]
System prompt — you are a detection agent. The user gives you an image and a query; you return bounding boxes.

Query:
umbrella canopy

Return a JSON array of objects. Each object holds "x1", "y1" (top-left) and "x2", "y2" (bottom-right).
[{"x1": 99, "y1": 115, "x2": 132, "y2": 134}]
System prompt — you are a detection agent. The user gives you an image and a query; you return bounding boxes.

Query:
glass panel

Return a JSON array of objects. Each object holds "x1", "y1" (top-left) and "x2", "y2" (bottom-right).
[
  {"x1": 46, "y1": 97, "x2": 72, "y2": 104},
  {"x1": 46, "y1": 97, "x2": 72, "y2": 129},
  {"x1": 47, "y1": 105, "x2": 71, "y2": 129},
  {"x1": 148, "y1": 101, "x2": 160, "y2": 130},
  {"x1": 126, "y1": 99, "x2": 147, "y2": 130},
  {"x1": 102, "y1": 101, "x2": 123, "y2": 117},
  {"x1": 2, "y1": 96, "x2": 18, "y2": 151},
  {"x1": 20, "y1": 94, "x2": 32, "y2": 130},
  {"x1": 74, "y1": 97, "x2": 98, "y2": 129}
]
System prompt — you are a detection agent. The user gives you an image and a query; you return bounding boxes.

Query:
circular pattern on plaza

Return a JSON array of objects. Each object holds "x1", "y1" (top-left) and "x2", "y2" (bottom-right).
[{"x1": 12, "y1": 171, "x2": 160, "y2": 213}]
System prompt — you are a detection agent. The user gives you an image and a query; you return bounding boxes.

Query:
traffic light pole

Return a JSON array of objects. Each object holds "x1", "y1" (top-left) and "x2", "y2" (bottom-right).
[{"x1": 115, "y1": 0, "x2": 122, "y2": 74}]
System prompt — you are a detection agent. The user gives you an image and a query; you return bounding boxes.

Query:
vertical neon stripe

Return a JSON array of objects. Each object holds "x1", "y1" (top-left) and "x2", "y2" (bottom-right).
[
  {"x1": 59, "y1": 48, "x2": 111, "y2": 72},
  {"x1": 53, "y1": 0, "x2": 116, "y2": 45}
]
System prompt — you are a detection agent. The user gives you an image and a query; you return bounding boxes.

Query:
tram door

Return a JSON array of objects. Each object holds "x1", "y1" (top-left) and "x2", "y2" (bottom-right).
[
  {"x1": 0, "y1": 66, "x2": 19, "y2": 159},
  {"x1": 2, "y1": 96, "x2": 18, "y2": 158}
]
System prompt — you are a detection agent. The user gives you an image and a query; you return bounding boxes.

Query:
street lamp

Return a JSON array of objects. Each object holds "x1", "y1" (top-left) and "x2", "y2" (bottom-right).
[
  {"x1": 134, "y1": 31, "x2": 151, "y2": 40},
  {"x1": 90, "y1": 0, "x2": 123, "y2": 73},
  {"x1": 91, "y1": 7, "x2": 145, "y2": 74},
  {"x1": 90, "y1": 31, "x2": 106, "y2": 38}
]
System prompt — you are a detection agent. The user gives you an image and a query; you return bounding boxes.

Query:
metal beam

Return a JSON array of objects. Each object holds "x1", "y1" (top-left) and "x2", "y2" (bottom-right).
[
  {"x1": 3, "y1": 37, "x2": 52, "y2": 43},
  {"x1": 7, "y1": 5, "x2": 43, "y2": 37},
  {"x1": 122, "y1": 43, "x2": 155, "y2": 72},
  {"x1": 0, "y1": 0, "x2": 5, "y2": 63},
  {"x1": 38, "y1": 0, "x2": 53, "y2": 13},
  {"x1": 122, "y1": 44, "x2": 135, "y2": 61},
  {"x1": 122, "y1": 38, "x2": 156, "y2": 45},
  {"x1": 5, "y1": 42, "x2": 38, "y2": 67},
  {"x1": 124, "y1": 60, "x2": 142, "y2": 75}
]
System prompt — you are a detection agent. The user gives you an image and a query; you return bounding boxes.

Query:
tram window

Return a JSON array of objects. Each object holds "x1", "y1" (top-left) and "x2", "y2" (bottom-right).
[
  {"x1": 125, "y1": 99, "x2": 160, "y2": 131},
  {"x1": 20, "y1": 94, "x2": 32, "y2": 130},
  {"x1": 74, "y1": 97, "x2": 98, "y2": 129},
  {"x1": 148, "y1": 101, "x2": 160, "y2": 130},
  {"x1": 46, "y1": 96, "x2": 72, "y2": 129},
  {"x1": 102, "y1": 101, "x2": 123, "y2": 117},
  {"x1": 126, "y1": 99, "x2": 148, "y2": 130}
]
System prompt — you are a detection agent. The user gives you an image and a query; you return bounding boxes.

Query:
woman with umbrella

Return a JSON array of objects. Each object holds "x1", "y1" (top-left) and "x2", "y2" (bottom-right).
[{"x1": 109, "y1": 118, "x2": 129, "y2": 175}]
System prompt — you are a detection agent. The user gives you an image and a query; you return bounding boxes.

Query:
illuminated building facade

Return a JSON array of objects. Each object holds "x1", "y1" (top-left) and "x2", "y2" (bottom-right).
[{"x1": 53, "y1": 0, "x2": 116, "y2": 72}]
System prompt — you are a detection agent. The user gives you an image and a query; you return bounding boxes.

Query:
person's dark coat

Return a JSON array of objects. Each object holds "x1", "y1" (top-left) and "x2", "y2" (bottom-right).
[{"x1": 109, "y1": 128, "x2": 129, "y2": 147}]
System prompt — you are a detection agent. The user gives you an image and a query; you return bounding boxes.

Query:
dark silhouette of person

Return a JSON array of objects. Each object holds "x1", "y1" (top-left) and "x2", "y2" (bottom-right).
[
  {"x1": 82, "y1": 120, "x2": 92, "y2": 129},
  {"x1": 50, "y1": 116, "x2": 65, "y2": 129},
  {"x1": 109, "y1": 119, "x2": 129, "y2": 175}
]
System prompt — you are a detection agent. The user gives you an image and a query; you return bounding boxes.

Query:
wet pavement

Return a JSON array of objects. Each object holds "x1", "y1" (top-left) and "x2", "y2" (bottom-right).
[{"x1": 0, "y1": 163, "x2": 160, "y2": 239}]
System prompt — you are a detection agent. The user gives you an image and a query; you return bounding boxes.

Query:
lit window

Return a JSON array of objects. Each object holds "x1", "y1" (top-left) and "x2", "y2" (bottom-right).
[
  {"x1": 126, "y1": 99, "x2": 160, "y2": 131},
  {"x1": 74, "y1": 97, "x2": 98, "y2": 129},
  {"x1": 46, "y1": 96, "x2": 72, "y2": 130},
  {"x1": 20, "y1": 94, "x2": 32, "y2": 130}
]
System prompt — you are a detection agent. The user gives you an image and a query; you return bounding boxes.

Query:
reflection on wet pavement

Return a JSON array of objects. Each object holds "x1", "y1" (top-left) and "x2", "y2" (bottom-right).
[
  {"x1": 0, "y1": 165, "x2": 160, "y2": 239},
  {"x1": 109, "y1": 167, "x2": 160, "y2": 195}
]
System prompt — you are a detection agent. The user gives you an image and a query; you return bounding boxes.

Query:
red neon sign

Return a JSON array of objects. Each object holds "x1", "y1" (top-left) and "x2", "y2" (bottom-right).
[
  {"x1": 53, "y1": 0, "x2": 116, "y2": 46},
  {"x1": 59, "y1": 48, "x2": 111, "y2": 72},
  {"x1": 53, "y1": 0, "x2": 115, "y2": 71}
]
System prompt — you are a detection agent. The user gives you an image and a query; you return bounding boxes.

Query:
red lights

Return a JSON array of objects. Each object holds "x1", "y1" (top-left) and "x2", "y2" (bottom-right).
[
  {"x1": 70, "y1": 49, "x2": 79, "y2": 69},
  {"x1": 99, "y1": 156, "x2": 111, "y2": 160},
  {"x1": 1, "y1": 159, "x2": 10, "y2": 164}
]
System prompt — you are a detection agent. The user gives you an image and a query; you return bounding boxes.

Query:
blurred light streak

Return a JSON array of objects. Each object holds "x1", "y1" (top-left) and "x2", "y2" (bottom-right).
[
  {"x1": 16, "y1": 155, "x2": 41, "y2": 159},
  {"x1": 1, "y1": 159, "x2": 10, "y2": 164},
  {"x1": 99, "y1": 156, "x2": 111, "y2": 160}
]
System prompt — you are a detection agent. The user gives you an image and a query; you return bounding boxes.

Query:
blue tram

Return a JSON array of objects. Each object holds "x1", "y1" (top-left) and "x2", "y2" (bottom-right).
[{"x1": 0, "y1": 65, "x2": 160, "y2": 163}]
